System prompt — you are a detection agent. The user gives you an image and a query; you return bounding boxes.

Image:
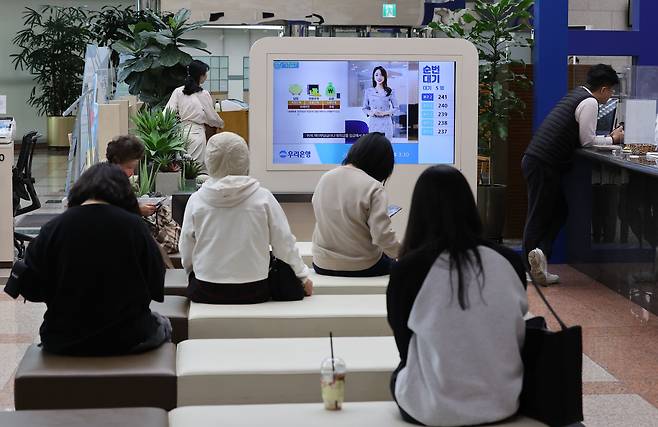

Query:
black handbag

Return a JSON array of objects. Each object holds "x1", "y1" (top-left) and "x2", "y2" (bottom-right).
[
  {"x1": 519, "y1": 278, "x2": 584, "y2": 426},
  {"x1": 268, "y1": 255, "x2": 305, "y2": 301}
]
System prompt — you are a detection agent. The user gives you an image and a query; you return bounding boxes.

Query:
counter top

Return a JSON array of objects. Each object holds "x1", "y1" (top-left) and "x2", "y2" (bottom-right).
[{"x1": 577, "y1": 148, "x2": 658, "y2": 177}]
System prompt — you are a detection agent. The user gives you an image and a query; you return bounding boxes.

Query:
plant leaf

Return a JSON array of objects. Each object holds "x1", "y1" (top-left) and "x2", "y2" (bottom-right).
[
  {"x1": 131, "y1": 56, "x2": 154, "y2": 73},
  {"x1": 178, "y1": 38, "x2": 208, "y2": 50},
  {"x1": 159, "y1": 44, "x2": 184, "y2": 67}
]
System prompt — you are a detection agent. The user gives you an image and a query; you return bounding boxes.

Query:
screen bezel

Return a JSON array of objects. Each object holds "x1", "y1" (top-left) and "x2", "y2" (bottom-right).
[{"x1": 265, "y1": 53, "x2": 463, "y2": 171}]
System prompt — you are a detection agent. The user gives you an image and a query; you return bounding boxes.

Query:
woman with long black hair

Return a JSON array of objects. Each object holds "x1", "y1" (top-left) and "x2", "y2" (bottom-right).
[
  {"x1": 362, "y1": 66, "x2": 399, "y2": 139},
  {"x1": 387, "y1": 165, "x2": 528, "y2": 426},
  {"x1": 165, "y1": 60, "x2": 224, "y2": 173}
]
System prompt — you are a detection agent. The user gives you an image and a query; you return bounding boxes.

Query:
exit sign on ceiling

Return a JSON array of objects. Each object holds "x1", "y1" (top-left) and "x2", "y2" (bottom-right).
[{"x1": 383, "y1": 3, "x2": 397, "y2": 18}]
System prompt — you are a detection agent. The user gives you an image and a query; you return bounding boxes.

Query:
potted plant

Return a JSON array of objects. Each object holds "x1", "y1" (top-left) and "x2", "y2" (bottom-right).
[
  {"x1": 113, "y1": 9, "x2": 210, "y2": 108},
  {"x1": 132, "y1": 107, "x2": 188, "y2": 195},
  {"x1": 12, "y1": 6, "x2": 93, "y2": 148},
  {"x1": 429, "y1": 0, "x2": 533, "y2": 241},
  {"x1": 181, "y1": 157, "x2": 203, "y2": 190}
]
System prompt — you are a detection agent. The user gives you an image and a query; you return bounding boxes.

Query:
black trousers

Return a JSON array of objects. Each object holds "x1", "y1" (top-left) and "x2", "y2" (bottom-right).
[
  {"x1": 522, "y1": 155, "x2": 568, "y2": 266},
  {"x1": 313, "y1": 254, "x2": 392, "y2": 277},
  {"x1": 186, "y1": 257, "x2": 305, "y2": 305},
  {"x1": 187, "y1": 273, "x2": 270, "y2": 304}
]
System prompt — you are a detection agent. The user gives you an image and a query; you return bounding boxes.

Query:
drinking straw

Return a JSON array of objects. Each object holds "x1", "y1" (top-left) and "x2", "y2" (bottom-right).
[{"x1": 330, "y1": 331, "x2": 335, "y2": 374}]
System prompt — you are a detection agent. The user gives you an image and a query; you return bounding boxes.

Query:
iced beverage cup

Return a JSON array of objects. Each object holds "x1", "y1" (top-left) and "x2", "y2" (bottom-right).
[{"x1": 321, "y1": 357, "x2": 346, "y2": 410}]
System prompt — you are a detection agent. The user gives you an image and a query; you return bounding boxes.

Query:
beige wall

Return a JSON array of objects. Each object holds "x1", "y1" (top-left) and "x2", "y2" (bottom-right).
[
  {"x1": 568, "y1": 0, "x2": 633, "y2": 71},
  {"x1": 569, "y1": 0, "x2": 629, "y2": 30},
  {"x1": 181, "y1": 28, "x2": 277, "y2": 100},
  {"x1": 2, "y1": 0, "x2": 632, "y2": 137}
]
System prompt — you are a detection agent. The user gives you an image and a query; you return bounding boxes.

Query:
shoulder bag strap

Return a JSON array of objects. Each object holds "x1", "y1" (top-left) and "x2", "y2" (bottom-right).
[{"x1": 530, "y1": 277, "x2": 569, "y2": 331}]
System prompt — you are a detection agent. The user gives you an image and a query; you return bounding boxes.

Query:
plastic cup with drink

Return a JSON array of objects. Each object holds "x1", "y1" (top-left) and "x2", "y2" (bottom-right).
[{"x1": 321, "y1": 332, "x2": 346, "y2": 410}]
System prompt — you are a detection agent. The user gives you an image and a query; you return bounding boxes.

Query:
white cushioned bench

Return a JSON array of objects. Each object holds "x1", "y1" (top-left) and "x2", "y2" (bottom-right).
[
  {"x1": 188, "y1": 294, "x2": 390, "y2": 339},
  {"x1": 169, "y1": 402, "x2": 547, "y2": 427},
  {"x1": 164, "y1": 269, "x2": 388, "y2": 296},
  {"x1": 165, "y1": 269, "x2": 188, "y2": 296},
  {"x1": 297, "y1": 241, "x2": 313, "y2": 264},
  {"x1": 177, "y1": 337, "x2": 398, "y2": 406},
  {"x1": 309, "y1": 271, "x2": 388, "y2": 295}
]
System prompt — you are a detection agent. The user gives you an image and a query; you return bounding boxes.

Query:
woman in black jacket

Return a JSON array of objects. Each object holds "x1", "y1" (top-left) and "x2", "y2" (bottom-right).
[{"x1": 15, "y1": 163, "x2": 171, "y2": 356}]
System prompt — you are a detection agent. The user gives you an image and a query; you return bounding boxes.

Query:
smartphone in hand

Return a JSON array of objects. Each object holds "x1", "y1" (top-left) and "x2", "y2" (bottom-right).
[{"x1": 387, "y1": 205, "x2": 402, "y2": 217}]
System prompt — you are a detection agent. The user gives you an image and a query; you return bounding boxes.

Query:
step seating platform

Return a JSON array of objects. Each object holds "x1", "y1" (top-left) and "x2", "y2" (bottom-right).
[
  {"x1": 176, "y1": 336, "x2": 398, "y2": 406},
  {"x1": 307, "y1": 271, "x2": 388, "y2": 295},
  {"x1": 14, "y1": 343, "x2": 177, "y2": 410},
  {"x1": 151, "y1": 295, "x2": 190, "y2": 343},
  {"x1": 188, "y1": 294, "x2": 390, "y2": 339},
  {"x1": 164, "y1": 269, "x2": 188, "y2": 296},
  {"x1": 169, "y1": 402, "x2": 548, "y2": 427},
  {"x1": 0, "y1": 408, "x2": 168, "y2": 427},
  {"x1": 164, "y1": 269, "x2": 388, "y2": 296},
  {"x1": 296, "y1": 241, "x2": 313, "y2": 265}
]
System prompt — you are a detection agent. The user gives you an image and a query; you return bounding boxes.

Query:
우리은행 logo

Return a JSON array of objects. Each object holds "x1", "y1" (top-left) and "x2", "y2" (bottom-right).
[{"x1": 279, "y1": 150, "x2": 288, "y2": 159}]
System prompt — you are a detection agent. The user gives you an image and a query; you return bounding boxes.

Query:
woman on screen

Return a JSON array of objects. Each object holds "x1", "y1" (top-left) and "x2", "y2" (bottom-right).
[
  {"x1": 165, "y1": 60, "x2": 224, "y2": 175},
  {"x1": 312, "y1": 133, "x2": 400, "y2": 277},
  {"x1": 388, "y1": 165, "x2": 527, "y2": 426},
  {"x1": 362, "y1": 66, "x2": 399, "y2": 139}
]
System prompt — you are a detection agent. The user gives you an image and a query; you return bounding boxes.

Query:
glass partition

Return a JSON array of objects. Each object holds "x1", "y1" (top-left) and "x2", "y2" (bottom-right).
[{"x1": 621, "y1": 66, "x2": 658, "y2": 146}]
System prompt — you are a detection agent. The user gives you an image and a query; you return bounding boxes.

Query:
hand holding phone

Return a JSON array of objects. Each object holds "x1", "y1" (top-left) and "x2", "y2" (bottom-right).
[
  {"x1": 611, "y1": 125, "x2": 624, "y2": 144},
  {"x1": 387, "y1": 204, "x2": 402, "y2": 217}
]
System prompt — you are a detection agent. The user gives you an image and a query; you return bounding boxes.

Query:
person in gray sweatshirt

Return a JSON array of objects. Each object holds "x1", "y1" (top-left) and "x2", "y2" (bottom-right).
[{"x1": 387, "y1": 165, "x2": 528, "y2": 426}]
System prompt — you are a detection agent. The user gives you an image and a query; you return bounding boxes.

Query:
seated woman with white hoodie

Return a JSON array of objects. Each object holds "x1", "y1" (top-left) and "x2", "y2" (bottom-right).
[{"x1": 179, "y1": 132, "x2": 312, "y2": 304}]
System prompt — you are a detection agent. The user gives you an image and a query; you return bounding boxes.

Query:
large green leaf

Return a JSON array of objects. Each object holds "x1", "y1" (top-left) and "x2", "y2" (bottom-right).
[
  {"x1": 178, "y1": 52, "x2": 193, "y2": 66},
  {"x1": 462, "y1": 13, "x2": 476, "y2": 24},
  {"x1": 140, "y1": 31, "x2": 173, "y2": 46},
  {"x1": 179, "y1": 38, "x2": 208, "y2": 50},
  {"x1": 159, "y1": 44, "x2": 185, "y2": 67},
  {"x1": 113, "y1": 40, "x2": 136, "y2": 55},
  {"x1": 116, "y1": 28, "x2": 135, "y2": 40},
  {"x1": 117, "y1": 66, "x2": 134, "y2": 83},
  {"x1": 172, "y1": 9, "x2": 191, "y2": 28},
  {"x1": 134, "y1": 21, "x2": 155, "y2": 34},
  {"x1": 131, "y1": 56, "x2": 154, "y2": 72}
]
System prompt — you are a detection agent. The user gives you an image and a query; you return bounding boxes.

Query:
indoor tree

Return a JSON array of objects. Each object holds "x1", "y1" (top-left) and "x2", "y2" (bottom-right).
[
  {"x1": 113, "y1": 8, "x2": 210, "y2": 108},
  {"x1": 91, "y1": 4, "x2": 160, "y2": 69},
  {"x1": 429, "y1": 0, "x2": 533, "y2": 185},
  {"x1": 11, "y1": 6, "x2": 93, "y2": 117}
]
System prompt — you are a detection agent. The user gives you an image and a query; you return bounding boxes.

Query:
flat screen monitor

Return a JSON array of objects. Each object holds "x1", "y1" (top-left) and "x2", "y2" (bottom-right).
[
  {"x1": 272, "y1": 60, "x2": 456, "y2": 166},
  {"x1": 249, "y1": 37, "x2": 478, "y2": 204}
]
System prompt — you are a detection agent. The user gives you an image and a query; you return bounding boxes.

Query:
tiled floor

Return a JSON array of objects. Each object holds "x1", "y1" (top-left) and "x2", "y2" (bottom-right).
[
  {"x1": 2, "y1": 151, "x2": 658, "y2": 426},
  {"x1": 528, "y1": 265, "x2": 658, "y2": 425}
]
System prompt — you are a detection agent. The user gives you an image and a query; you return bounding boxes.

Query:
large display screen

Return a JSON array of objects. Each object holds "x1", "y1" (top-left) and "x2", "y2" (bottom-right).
[{"x1": 272, "y1": 60, "x2": 456, "y2": 165}]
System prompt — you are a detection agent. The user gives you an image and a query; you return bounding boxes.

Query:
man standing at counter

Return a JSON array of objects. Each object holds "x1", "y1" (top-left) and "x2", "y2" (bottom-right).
[{"x1": 523, "y1": 64, "x2": 624, "y2": 285}]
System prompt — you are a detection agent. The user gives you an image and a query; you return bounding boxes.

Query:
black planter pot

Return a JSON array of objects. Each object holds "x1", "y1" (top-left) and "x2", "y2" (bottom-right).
[{"x1": 477, "y1": 184, "x2": 507, "y2": 243}]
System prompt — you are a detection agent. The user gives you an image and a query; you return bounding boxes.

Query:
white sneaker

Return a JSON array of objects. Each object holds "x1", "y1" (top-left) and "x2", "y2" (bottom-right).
[
  {"x1": 546, "y1": 272, "x2": 560, "y2": 285},
  {"x1": 528, "y1": 248, "x2": 560, "y2": 286}
]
